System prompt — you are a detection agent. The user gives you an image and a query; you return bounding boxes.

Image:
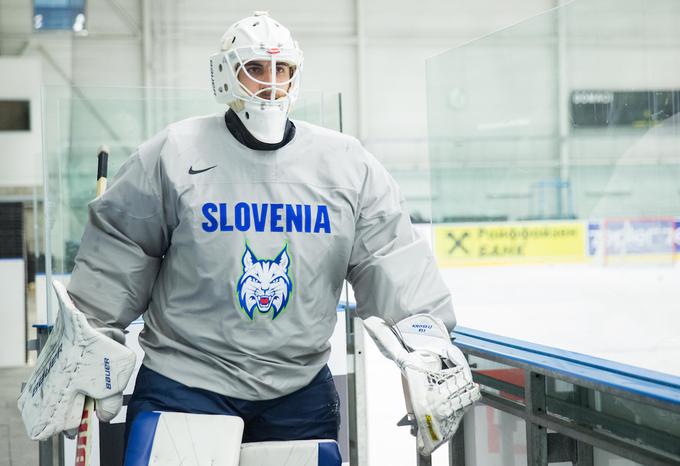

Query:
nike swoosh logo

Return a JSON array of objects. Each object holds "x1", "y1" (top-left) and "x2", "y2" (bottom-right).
[{"x1": 189, "y1": 165, "x2": 217, "y2": 175}]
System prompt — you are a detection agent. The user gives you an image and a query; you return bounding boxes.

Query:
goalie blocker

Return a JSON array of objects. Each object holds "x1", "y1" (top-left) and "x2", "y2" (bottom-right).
[
  {"x1": 363, "y1": 314, "x2": 481, "y2": 456},
  {"x1": 18, "y1": 281, "x2": 137, "y2": 440}
]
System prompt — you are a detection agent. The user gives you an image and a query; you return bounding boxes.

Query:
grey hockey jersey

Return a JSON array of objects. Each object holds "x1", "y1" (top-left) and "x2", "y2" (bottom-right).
[{"x1": 67, "y1": 114, "x2": 455, "y2": 400}]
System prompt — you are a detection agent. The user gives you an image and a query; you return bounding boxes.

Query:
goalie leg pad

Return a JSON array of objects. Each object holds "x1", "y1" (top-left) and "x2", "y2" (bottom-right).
[
  {"x1": 240, "y1": 439, "x2": 341, "y2": 466},
  {"x1": 125, "y1": 412, "x2": 340, "y2": 466},
  {"x1": 124, "y1": 412, "x2": 244, "y2": 466},
  {"x1": 18, "y1": 281, "x2": 136, "y2": 440}
]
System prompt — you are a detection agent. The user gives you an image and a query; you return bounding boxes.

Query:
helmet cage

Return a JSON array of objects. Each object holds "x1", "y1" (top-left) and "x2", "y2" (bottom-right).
[{"x1": 211, "y1": 44, "x2": 303, "y2": 110}]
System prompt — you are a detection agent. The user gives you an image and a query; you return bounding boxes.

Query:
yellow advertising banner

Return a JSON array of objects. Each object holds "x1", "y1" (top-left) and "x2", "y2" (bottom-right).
[{"x1": 434, "y1": 222, "x2": 587, "y2": 266}]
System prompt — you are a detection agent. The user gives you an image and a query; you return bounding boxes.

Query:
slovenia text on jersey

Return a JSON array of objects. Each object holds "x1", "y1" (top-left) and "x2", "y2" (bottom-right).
[{"x1": 201, "y1": 202, "x2": 332, "y2": 234}]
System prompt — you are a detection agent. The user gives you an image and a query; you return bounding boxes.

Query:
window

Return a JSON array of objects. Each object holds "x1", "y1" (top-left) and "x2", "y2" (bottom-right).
[
  {"x1": 571, "y1": 90, "x2": 680, "y2": 128},
  {"x1": 0, "y1": 101, "x2": 30, "y2": 131},
  {"x1": 33, "y1": 0, "x2": 86, "y2": 32}
]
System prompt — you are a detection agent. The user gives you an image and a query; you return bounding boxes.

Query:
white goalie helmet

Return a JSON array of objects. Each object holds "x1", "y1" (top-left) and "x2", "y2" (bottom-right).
[{"x1": 210, "y1": 11, "x2": 303, "y2": 143}]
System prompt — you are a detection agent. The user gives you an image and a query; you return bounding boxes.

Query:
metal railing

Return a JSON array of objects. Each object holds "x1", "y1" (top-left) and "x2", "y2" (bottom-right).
[
  {"x1": 445, "y1": 327, "x2": 680, "y2": 466},
  {"x1": 29, "y1": 310, "x2": 680, "y2": 466}
]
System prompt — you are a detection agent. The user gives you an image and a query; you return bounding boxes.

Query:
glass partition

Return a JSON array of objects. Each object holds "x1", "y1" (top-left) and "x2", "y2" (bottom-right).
[
  {"x1": 426, "y1": 0, "x2": 680, "y2": 377},
  {"x1": 545, "y1": 378, "x2": 680, "y2": 459},
  {"x1": 464, "y1": 404, "x2": 528, "y2": 466},
  {"x1": 42, "y1": 86, "x2": 342, "y2": 323}
]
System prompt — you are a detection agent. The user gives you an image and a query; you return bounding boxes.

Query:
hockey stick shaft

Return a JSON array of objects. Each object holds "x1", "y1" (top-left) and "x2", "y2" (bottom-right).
[
  {"x1": 74, "y1": 398, "x2": 95, "y2": 466},
  {"x1": 75, "y1": 145, "x2": 110, "y2": 466},
  {"x1": 96, "y1": 145, "x2": 109, "y2": 197}
]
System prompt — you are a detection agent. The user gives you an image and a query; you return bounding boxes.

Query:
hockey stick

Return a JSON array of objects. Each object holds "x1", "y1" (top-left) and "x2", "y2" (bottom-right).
[
  {"x1": 74, "y1": 145, "x2": 109, "y2": 466},
  {"x1": 95, "y1": 146, "x2": 109, "y2": 196}
]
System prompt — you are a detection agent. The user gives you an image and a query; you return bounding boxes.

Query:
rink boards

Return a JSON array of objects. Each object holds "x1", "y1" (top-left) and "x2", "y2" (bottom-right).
[{"x1": 434, "y1": 217, "x2": 680, "y2": 267}]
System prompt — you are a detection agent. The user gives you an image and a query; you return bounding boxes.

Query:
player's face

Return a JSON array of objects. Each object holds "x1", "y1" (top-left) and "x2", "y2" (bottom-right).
[{"x1": 238, "y1": 60, "x2": 292, "y2": 100}]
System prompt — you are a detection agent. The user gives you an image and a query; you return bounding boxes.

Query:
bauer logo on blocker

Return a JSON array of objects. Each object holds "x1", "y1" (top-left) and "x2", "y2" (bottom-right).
[{"x1": 103, "y1": 357, "x2": 112, "y2": 389}]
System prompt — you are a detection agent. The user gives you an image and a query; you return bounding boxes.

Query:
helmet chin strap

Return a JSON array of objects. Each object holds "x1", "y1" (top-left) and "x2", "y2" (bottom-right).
[{"x1": 230, "y1": 100, "x2": 289, "y2": 144}]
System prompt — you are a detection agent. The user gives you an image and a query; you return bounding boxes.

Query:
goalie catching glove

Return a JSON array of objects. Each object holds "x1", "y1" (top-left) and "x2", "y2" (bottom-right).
[
  {"x1": 18, "y1": 281, "x2": 137, "y2": 440},
  {"x1": 363, "y1": 314, "x2": 480, "y2": 456}
]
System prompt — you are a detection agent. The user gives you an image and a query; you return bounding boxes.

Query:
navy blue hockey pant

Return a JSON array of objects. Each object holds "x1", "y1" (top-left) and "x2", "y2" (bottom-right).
[{"x1": 125, "y1": 364, "x2": 341, "y2": 444}]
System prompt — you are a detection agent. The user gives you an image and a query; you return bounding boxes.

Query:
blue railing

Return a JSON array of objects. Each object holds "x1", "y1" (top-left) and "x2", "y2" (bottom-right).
[{"x1": 450, "y1": 326, "x2": 680, "y2": 466}]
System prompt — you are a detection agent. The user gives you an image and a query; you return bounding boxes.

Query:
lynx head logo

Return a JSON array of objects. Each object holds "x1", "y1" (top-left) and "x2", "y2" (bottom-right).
[{"x1": 237, "y1": 244, "x2": 293, "y2": 320}]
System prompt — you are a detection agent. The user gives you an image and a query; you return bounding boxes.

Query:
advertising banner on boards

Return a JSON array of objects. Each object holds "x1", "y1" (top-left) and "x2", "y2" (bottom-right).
[
  {"x1": 434, "y1": 221, "x2": 586, "y2": 267},
  {"x1": 588, "y1": 217, "x2": 677, "y2": 264}
]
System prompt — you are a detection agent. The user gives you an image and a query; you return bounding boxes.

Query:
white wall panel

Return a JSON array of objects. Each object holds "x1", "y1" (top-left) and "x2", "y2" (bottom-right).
[
  {"x1": 566, "y1": 0, "x2": 680, "y2": 40},
  {"x1": 363, "y1": 44, "x2": 447, "y2": 166},
  {"x1": 69, "y1": 0, "x2": 143, "y2": 86},
  {"x1": 364, "y1": 0, "x2": 558, "y2": 41},
  {"x1": 173, "y1": 43, "x2": 216, "y2": 90},
  {"x1": 69, "y1": 38, "x2": 142, "y2": 86},
  {"x1": 0, "y1": 259, "x2": 26, "y2": 367},
  {"x1": 0, "y1": 57, "x2": 42, "y2": 187},
  {"x1": 568, "y1": 47, "x2": 680, "y2": 89},
  {"x1": 563, "y1": 1, "x2": 680, "y2": 90},
  {"x1": 299, "y1": 44, "x2": 358, "y2": 136},
  {"x1": 84, "y1": 0, "x2": 141, "y2": 34},
  {"x1": 173, "y1": 0, "x2": 355, "y2": 39},
  {"x1": 0, "y1": 0, "x2": 31, "y2": 36}
]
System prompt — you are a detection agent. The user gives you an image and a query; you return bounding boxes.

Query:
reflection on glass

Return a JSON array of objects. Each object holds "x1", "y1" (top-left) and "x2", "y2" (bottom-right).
[
  {"x1": 426, "y1": 0, "x2": 680, "y2": 377},
  {"x1": 593, "y1": 447, "x2": 645, "y2": 466},
  {"x1": 465, "y1": 404, "x2": 527, "y2": 466},
  {"x1": 42, "y1": 86, "x2": 341, "y2": 322},
  {"x1": 545, "y1": 377, "x2": 680, "y2": 459},
  {"x1": 468, "y1": 355, "x2": 525, "y2": 404}
]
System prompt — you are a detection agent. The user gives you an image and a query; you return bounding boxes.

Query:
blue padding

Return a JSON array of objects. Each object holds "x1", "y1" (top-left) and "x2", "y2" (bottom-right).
[
  {"x1": 317, "y1": 441, "x2": 341, "y2": 466},
  {"x1": 336, "y1": 302, "x2": 356, "y2": 314},
  {"x1": 123, "y1": 411, "x2": 161, "y2": 466},
  {"x1": 453, "y1": 326, "x2": 680, "y2": 406}
]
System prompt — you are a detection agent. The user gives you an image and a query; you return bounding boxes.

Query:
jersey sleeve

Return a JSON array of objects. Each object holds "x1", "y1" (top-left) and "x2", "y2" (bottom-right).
[
  {"x1": 345, "y1": 147, "x2": 457, "y2": 332},
  {"x1": 67, "y1": 130, "x2": 174, "y2": 329}
]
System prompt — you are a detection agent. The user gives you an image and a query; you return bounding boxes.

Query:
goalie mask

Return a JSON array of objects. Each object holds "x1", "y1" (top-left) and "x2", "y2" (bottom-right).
[{"x1": 210, "y1": 11, "x2": 303, "y2": 144}]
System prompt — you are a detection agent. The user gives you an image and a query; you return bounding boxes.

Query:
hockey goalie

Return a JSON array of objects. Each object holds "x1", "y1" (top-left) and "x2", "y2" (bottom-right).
[{"x1": 18, "y1": 11, "x2": 479, "y2": 465}]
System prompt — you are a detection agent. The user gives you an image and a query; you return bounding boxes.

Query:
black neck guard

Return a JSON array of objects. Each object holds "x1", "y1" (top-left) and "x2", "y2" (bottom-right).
[{"x1": 224, "y1": 109, "x2": 296, "y2": 151}]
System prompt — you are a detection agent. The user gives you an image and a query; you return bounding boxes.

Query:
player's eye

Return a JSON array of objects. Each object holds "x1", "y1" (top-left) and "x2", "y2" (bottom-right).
[
  {"x1": 246, "y1": 65, "x2": 263, "y2": 76},
  {"x1": 276, "y1": 65, "x2": 289, "y2": 75}
]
